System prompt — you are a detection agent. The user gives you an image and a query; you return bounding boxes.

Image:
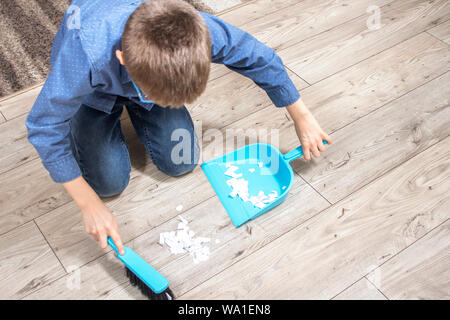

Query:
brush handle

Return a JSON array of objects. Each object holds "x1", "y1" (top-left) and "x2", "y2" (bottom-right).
[
  {"x1": 107, "y1": 237, "x2": 121, "y2": 254},
  {"x1": 283, "y1": 140, "x2": 328, "y2": 163}
]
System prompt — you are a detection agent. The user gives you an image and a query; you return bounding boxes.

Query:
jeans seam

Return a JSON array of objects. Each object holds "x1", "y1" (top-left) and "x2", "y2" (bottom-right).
[
  {"x1": 139, "y1": 109, "x2": 167, "y2": 173},
  {"x1": 69, "y1": 121, "x2": 90, "y2": 182},
  {"x1": 110, "y1": 103, "x2": 131, "y2": 178},
  {"x1": 129, "y1": 104, "x2": 159, "y2": 166},
  {"x1": 143, "y1": 124, "x2": 160, "y2": 169},
  {"x1": 118, "y1": 128, "x2": 132, "y2": 175}
]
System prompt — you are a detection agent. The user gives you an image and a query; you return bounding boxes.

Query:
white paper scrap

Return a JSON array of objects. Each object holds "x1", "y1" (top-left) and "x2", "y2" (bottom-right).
[
  {"x1": 179, "y1": 215, "x2": 188, "y2": 224},
  {"x1": 224, "y1": 165, "x2": 242, "y2": 178},
  {"x1": 224, "y1": 165, "x2": 279, "y2": 209},
  {"x1": 227, "y1": 177, "x2": 250, "y2": 201},
  {"x1": 159, "y1": 216, "x2": 211, "y2": 263}
]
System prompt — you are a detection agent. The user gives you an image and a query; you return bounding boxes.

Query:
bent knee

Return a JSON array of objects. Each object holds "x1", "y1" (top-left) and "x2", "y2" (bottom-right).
[
  {"x1": 159, "y1": 162, "x2": 198, "y2": 177},
  {"x1": 155, "y1": 134, "x2": 199, "y2": 177},
  {"x1": 90, "y1": 170, "x2": 130, "y2": 198}
]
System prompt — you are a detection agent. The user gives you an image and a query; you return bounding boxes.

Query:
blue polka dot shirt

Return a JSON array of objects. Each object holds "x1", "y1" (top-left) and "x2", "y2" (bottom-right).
[{"x1": 25, "y1": 0, "x2": 300, "y2": 183}]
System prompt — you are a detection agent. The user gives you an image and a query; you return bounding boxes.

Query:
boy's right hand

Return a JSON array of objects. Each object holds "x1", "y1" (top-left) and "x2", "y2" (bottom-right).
[
  {"x1": 62, "y1": 176, "x2": 125, "y2": 255},
  {"x1": 81, "y1": 198, "x2": 125, "y2": 255}
]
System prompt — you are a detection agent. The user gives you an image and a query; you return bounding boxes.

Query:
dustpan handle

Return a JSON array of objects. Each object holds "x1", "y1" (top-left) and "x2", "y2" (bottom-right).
[{"x1": 283, "y1": 140, "x2": 328, "y2": 163}]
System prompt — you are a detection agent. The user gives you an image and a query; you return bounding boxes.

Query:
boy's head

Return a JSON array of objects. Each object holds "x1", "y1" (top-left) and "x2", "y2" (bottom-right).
[{"x1": 119, "y1": 0, "x2": 211, "y2": 107}]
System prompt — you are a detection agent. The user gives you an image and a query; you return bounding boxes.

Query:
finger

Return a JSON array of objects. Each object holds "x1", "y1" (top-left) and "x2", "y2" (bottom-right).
[
  {"x1": 87, "y1": 228, "x2": 98, "y2": 241},
  {"x1": 109, "y1": 229, "x2": 125, "y2": 255},
  {"x1": 322, "y1": 132, "x2": 333, "y2": 145},
  {"x1": 303, "y1": 144, "x2": 311, "y2": 160},
  {"x1": 311, "y1": 145, "x2": 321, "y2": 158},
  {"x1": 98, "y1": 230, "x2": 108, "y2": 250},
  {"x1": 317, "y1": 139, "x2": 326, "y2": 152}
]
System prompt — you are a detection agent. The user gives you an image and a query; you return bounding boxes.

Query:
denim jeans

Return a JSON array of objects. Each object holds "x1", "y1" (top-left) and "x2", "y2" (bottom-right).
[{"x1": 69, "y1": 96, "x2": 199, "y2": 197}]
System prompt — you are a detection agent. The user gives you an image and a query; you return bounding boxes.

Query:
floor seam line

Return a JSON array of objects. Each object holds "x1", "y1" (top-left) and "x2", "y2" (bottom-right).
[
  {"x1": 425, "y1": 29, "x2": 450, "y2": 47},
  {"x1": 33, "y1": 219, "x2": 68, "y2": 275},
  {"x1": 295, "y1": 171, "x2": 332, "y2": 205},
  {"x1": 285, "y1": 66, "x2": 311, "y2": 87},
  {"x1": 20, "y1": 221, "x2": 76, "y2": 299},
  {"x1": 360, "y1": 218, "x2": 449, "y2": 299},
  {"x1": 216, "y1": 0, "x2": 258, "y2": 17},
  {"x1": 329, "y1": 274, "x2": 366, "y2": 300},
  {"x1": 364, "y1": 275, "x2": 390, "y2": 300},
  {"x1": 306, "y1": 29, "x2": 450, "y2": 87}
]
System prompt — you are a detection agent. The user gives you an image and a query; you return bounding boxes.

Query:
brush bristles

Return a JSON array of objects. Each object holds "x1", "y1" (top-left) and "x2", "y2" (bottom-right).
[{"x1": 125, "y1": 267, "x2": 174, "y2": 300}]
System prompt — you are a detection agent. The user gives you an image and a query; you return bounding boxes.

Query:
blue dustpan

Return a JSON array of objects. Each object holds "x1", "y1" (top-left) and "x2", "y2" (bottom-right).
[{"x1": 202, "y1": 141, "x2": 328, "y2": 227}]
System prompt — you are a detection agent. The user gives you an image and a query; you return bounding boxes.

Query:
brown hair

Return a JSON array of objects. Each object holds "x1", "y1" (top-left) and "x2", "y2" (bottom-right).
[{"x1": 122, "y1": 0, "x2": 211, "y2": 107}]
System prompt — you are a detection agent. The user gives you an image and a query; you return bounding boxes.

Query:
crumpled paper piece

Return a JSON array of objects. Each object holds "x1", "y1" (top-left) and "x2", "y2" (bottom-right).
[
  {"x1": 224, "y1": 165, "x2": 242, "y2": 178},
  {"x1": 159, "y1": 215, "x2": 211, "y2": 264},
  {"x1": 225, "y1": 165, "x2": 278, "y2": 209}
]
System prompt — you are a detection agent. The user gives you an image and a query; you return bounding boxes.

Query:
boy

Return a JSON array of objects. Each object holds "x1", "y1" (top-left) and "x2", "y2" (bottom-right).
[{"x1": 26, "y1": 0, "x2": 332, "y2": 255}]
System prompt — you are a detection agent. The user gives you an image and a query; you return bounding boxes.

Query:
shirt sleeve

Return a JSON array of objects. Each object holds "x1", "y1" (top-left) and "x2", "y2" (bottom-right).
[
  {"x1": 200, "y1": 12, "x2": 300, "y2": 108},
  {"x1": 25, "y1": 29, "x2": 95, "y2": 183}
]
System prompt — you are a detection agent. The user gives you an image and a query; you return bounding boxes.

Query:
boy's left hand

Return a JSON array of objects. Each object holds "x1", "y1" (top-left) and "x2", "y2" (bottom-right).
[{"x1": 286, "y1": 98, "x2": 333, "y2": 161}]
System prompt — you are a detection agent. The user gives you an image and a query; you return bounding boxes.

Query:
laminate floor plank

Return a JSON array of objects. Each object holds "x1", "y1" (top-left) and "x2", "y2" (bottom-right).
[
  {"x1": 237, "y1": 0, "x2": 395, "y2": 52},
  {"x1": 0, "y1": 115, "x2": 37, "y2": 175},
  {"x1": 0, "y1": 86, "x2": 42, "y2": 121},
  {"x1": 333, "y1": 277, "x2": 387, "y2": 300},
  {"x1": 281, "y1": 0, "x2": 449, "y2": 83},
  {"x1": 0, "y1": 221, "x2": 66, "y2": 299},
  {"x1": 366, "y1": 220, "x2": 450, "y2": 300},
  {"x1": 428, "y1": 19, "x2": 450, "y2": 45}
]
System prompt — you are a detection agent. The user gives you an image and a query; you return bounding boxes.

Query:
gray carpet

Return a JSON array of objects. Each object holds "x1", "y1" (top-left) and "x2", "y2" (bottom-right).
[{"x1": 0, "y1": 0, "x2": 241, "y2": 99}]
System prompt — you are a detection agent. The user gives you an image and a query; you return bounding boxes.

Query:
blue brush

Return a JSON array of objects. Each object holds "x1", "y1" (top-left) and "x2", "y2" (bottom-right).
[{"x1": 107, "y1": 237, "x2": 174, "y2": 300}]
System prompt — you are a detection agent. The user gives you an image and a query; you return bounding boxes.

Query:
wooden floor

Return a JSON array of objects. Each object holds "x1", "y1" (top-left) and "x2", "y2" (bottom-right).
[{"x1": 0, "y1": 0, "x2": 449, "y2": 300}]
